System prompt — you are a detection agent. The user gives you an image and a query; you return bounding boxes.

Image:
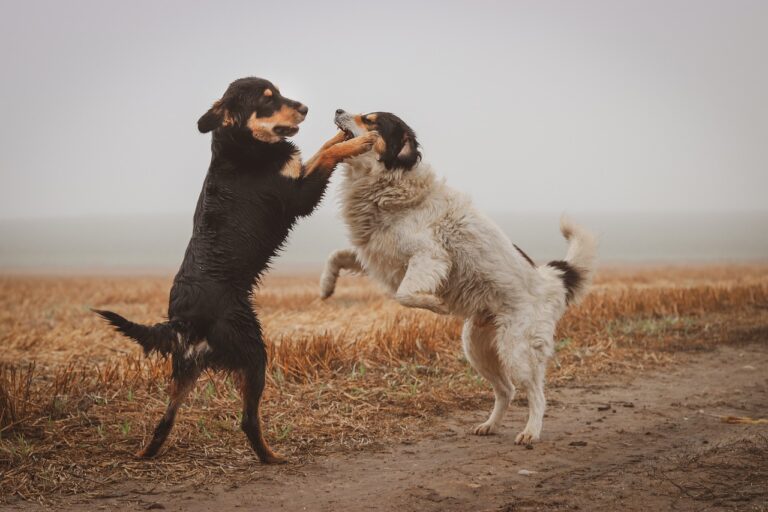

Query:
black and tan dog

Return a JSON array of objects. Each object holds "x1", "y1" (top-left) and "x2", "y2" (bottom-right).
[{"x1": 95, "y1": 77, "x2": 375, "y2": 463}]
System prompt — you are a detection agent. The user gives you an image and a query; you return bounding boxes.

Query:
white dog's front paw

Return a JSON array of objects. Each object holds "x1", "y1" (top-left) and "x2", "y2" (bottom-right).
[
  {"x1": 429, "y1": 298, "x2": 450, "y2": 315},
  {"x1": 514, "y1": 430, "x2": 540, "y2": 445},
  {"x1": 319, "y1": 274, "x2": 336, "y2": 299},
  {"x1": 396, "y1": 292, "x2": 449, "y2": 315},
  {"x1": 472, "y1": 422, "x2": 498, "y2": 436}
]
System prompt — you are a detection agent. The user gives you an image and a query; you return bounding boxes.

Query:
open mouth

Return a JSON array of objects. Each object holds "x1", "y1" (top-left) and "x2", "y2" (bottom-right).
[
  {"x1": 274, "y1": 125, "x2": 300, "y2": 137},
  {"x1": 334, "y1": 120, "x2": 354, "y2": 140}
]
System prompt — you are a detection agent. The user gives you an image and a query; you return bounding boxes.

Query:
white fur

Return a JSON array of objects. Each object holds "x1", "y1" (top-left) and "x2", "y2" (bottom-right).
[
  {"x1": 321, "y1": 151, "x2": 597, "y2": 443},
  {"x1": 184, "y1": 340, "x2": 211, "y2": 360}
]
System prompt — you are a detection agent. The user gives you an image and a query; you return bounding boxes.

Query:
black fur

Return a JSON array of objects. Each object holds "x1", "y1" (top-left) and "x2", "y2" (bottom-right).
[
  {"x1": 198, "y1": 77, "x2": 307, "y2": 134},
  {"x1": 547, "y1": 260, "x2": 583, "y2": 304},
  {"x1": 513, "y1": 244, "x2": 535, "y2": 267},
  {"x1": 92, "y1": 309, "x2": 179, "y2": 355},
  {"x1": 94, "y1": 77, "x2": 330, "y2": 463},
  {"x1": 367, "y1": 112, "x2": 421, "y2": 171}
]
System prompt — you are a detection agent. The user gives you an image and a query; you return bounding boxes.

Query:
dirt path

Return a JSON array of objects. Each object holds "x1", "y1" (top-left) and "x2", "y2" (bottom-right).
[{"x1": 39, "y1": 343, "x2": 768, "y2": 511}]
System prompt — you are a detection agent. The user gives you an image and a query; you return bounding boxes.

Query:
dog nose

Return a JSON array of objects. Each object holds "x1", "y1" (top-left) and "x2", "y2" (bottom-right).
[
  {"x1": 297, "y1": 104, "x2": 308, "y2": 116},
  {"x1": 335, "y1": 109, "x2": 345, "y2": 116}
]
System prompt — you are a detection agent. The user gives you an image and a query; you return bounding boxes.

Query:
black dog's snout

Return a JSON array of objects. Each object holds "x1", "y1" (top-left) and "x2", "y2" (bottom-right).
[
  {"x1": 297, "y1": 104, "x2": 309, "y2": 116},
  {"x1": 273, "y1": 125, "x2": 299, "y2": 136},
  {"x1": 335, "y1": 109, "x2": 345, "y2": 116}
]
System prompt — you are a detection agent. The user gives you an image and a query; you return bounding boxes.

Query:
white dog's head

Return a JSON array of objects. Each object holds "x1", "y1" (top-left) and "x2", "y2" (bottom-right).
[{"x1": 334, "y1": 109, "x2": 421, "y2": 171}]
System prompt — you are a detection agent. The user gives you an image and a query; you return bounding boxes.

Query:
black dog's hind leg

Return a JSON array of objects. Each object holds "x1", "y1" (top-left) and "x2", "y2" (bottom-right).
[
  {"x1": 210, "y1": 312, "x2": 284, "y2": 464},
  {"x1": 236, "y1": 343, "x2": 285, "y2": 464},
  {"x1": 137, "y1": 355, "x2": 202, "y2": 458}
]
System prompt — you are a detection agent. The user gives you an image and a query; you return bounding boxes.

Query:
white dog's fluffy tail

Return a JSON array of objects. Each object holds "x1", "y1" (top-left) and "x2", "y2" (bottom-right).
[{"x1": 547, "y1": 216, "x2": 597, "y2": 305}]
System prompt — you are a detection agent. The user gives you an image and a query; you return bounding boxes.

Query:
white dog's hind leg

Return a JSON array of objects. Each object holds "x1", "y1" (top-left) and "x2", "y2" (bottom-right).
[
  {"x1": 394, "y1": 251, "x2": 450, "y2": 314},
  {"x1": 462, "y1": 316, "x2": 515, "y2": 435},
  {"x1": 320, "y1": 248, "x2": 363, "y2": 299},
  {"x1": 514, "y1": 359, "x2": 546, "y2": 445},
  {"x1": 494, "y1": 316, "x2": 551, "y2": 445}
]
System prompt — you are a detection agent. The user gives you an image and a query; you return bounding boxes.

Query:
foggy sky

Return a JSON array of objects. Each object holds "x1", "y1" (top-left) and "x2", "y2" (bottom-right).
[{"x1": 1, "y1": 0, "x2": 767, "y2": 221}]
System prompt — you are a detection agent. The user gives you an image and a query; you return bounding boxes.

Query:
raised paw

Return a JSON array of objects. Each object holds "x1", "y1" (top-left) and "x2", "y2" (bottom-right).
[
  {"x1": 428, "y1": 297, "x2": 450, "y2": 315},
  {"x1": 319, "y1": 273, "x2": 337, "y2": 299},
  {"x1": 360, "y1": 130, "x2": 379, "y2": 145},
  {"x1": 472, "y1": 422, "x2": 497, "y2": 436},
  {"x1": 319, "y1": 286, "x2": 335, "y2": 300},
  {"x1": 346, "y1": 130, "x2": 378, "y2": 155},
  {"x1": 322, "y1": 130, "x2": 347, "y2": 148},
  {"x1": 396, "y1": 292, "x2": 449, "y2": 315},
  {"x1": 514, "y1": 430, "x2": 539, "y2": 445}
]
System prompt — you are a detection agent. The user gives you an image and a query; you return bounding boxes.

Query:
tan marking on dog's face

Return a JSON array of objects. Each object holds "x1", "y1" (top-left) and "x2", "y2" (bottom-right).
[
  {"x1": 354, "y1": 114, "x2": 374, "y2": 132},
  {"x1": 263, "y1": 88, "x2": 273, "y2": 97},
  {"x1": 246, "y1": 105, "x2": 305, "y2": 143},
  {"x1": 280, "y1": 152, "x2": 303, "y2": 179}
]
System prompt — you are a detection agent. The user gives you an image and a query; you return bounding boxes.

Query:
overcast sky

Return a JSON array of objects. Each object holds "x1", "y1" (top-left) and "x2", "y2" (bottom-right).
[{"x1": 1, "y1": 0, "x2": 767, "y2": 221}]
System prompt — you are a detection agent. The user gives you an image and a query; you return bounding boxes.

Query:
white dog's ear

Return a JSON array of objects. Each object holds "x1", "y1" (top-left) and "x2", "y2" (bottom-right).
[
  {"x1": 380, "y1": 124, "x2": 421, "y2": 170},
  {"x1": 393, "y1": 132, "x2": 420, "y2": 170},
  {"x1": 397, "y1": 136, "x2": 415, "y2": 159}
]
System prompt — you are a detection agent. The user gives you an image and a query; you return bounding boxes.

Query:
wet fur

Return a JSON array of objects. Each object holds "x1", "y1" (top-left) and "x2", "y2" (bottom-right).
[{"x1": 95, "y1": 78, "x2": 374, "y2": 463}]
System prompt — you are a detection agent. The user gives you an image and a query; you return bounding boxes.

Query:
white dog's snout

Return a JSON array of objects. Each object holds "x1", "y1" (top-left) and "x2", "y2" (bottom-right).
[
  {"x1": 334, "y1": 110, "x2": 360, "y2": 137},
  {"x1": 334, "y1": 110, "x2": 351, "y2": 125}
]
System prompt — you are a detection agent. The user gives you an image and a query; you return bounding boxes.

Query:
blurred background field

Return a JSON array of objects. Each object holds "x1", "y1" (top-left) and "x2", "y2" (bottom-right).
[{"x1": 2, "y1": 211, "x2": 767, "y2": 272}]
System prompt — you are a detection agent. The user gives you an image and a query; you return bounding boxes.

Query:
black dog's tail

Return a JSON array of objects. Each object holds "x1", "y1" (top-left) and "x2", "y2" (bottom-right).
[{"x1": 93, "y1": 309, "x2": 177, "y2": 356}]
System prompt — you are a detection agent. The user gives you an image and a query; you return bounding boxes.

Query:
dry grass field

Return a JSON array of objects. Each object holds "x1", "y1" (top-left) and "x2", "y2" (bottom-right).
[{"x1": 1, "y1": 264, "x2": 767, "y2": 507}]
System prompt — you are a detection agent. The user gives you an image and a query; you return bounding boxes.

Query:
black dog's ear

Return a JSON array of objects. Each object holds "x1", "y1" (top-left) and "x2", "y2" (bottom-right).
[{"x1": 197, "y1": 101, "x2": 231, "y2": 133}]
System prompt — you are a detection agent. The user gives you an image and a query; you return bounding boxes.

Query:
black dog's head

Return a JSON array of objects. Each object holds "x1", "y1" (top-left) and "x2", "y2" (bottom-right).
[
  {"x1": 333, "y1": 109, "x2": 421, "y2": 171},
  {"x1": 198, "y1": 77, "x2": 308, "y2": 143}
]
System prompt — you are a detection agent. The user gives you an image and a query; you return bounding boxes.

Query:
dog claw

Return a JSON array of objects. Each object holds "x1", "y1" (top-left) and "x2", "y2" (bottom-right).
[
  {"x1": 472, "y1": 423, "x2": 497, "y2": 436},
  {"x1": 514, "y1": 431, "x2": 539, "y2": 445}
]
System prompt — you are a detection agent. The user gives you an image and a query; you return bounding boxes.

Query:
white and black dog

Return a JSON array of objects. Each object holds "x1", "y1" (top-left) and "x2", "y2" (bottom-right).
[{"x1": 320, "y1": 109, "x2": 597, "y2": 444}]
